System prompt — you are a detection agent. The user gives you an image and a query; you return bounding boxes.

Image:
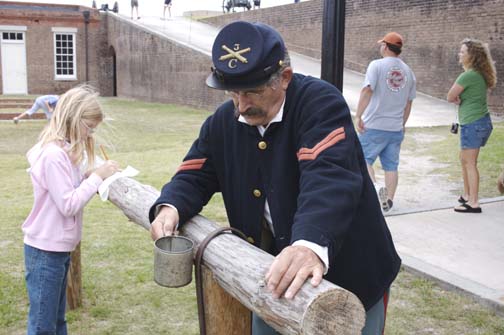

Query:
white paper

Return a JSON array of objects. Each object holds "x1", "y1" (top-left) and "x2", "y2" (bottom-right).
[{"x1": 98, "y1": 165, "x2": 139, "y2": 201}]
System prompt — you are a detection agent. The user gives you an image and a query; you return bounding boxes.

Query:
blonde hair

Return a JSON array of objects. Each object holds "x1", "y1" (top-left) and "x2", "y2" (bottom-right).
[
  {"x1": 39, "y1": 85, "x2": 103, "y2": 170},
  {"x1": 462, "y1": 38, "x2": 497, "y2": 89}
]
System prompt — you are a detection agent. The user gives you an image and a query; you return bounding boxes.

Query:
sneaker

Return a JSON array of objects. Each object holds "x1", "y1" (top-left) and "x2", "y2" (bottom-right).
[
  {"x1": 378, "y1": 186, "x2": 388, "y2": 210},
  {"x1": 383, "y1": 199, "x2": 393, "y2": 212}
]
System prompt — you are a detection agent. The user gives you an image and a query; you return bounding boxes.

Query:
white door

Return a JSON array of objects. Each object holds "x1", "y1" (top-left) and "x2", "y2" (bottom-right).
[{"x1": 1, "y1": 31, "x2": 28, "y2": 94}]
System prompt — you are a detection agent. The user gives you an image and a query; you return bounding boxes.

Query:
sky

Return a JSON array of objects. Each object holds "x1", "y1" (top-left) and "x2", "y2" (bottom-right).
[{"x1": 11, "y1": 0, "x2": 304, "y2": 17}]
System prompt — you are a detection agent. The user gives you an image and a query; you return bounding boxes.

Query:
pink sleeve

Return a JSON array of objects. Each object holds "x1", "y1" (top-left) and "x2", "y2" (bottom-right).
[{"x1": 44, "y1": 150, "x2": 103, "y2": 217}]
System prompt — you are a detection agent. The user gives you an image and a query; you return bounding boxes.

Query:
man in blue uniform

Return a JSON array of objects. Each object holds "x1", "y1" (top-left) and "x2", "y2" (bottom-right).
[{"x1": 150, "y1": 21, "x2": 401, "y2": 334}]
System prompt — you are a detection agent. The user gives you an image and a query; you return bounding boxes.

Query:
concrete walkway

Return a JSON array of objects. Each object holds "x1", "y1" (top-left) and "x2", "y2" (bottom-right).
[
  {"x1": 387, "y1": 198, "x2": 504, "y2": 313},
  {"x1": 122, "y1": 14, "x2": 504, "y2": 313}
]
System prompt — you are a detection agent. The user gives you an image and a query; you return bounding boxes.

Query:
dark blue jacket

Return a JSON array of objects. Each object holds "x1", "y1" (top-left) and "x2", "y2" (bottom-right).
[{"x1": 150, "y1": 73, "x2": 401, "y2": 310}]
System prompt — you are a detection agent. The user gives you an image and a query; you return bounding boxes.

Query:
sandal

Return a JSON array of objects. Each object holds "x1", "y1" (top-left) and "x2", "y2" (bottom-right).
[
  {"x1": 454, "y1": 203, "x2": 482, "y2": 213},
  {"x1": 457, "y1": 196, "x2": 468, "y2": 204}
]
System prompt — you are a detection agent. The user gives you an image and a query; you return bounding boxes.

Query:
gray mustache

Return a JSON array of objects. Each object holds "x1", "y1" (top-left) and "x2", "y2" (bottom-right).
[{"x1": 234, "y1": 106, "x2": 267, "y2": 118}]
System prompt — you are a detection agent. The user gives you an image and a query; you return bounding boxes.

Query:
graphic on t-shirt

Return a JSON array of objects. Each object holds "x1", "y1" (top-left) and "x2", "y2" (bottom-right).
[{"x1": 386, "y1": 67, "x2": 407, "y2": 92}]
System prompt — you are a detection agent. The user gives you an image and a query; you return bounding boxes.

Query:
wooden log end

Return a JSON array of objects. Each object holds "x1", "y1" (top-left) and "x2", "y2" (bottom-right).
[{"x1": 302, "y1": 288, "x2": 365, "y2": 335}]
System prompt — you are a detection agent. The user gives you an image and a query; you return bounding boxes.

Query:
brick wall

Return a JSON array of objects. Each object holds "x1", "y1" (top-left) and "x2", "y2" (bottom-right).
[
  {"x1": 202, "y1": 1, "x2": 323, "y2": 60},
  {"x1": 201, "y1": 0, "x2": 504, "y2": 115},
  {"x1": 104, "y1": 14, "x2": 226, "y2": 111},
  {"x1": 2, "y1": 1, "x2": 502, "y2": 114},
  {"x1": 0, "y1": 2, "x2": 103, "y2": 95},
  {"x1": 96, "y1": 13, "x2": 114, "y2": 97}
]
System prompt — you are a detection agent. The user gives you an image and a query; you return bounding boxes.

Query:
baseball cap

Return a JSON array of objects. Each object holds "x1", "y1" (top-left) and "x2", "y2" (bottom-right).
[
  {"x1": 206, "y1": 21, "x2": 286, "y2": 90},
  {"x1": 377, "y1": 32, "x2": 403, "y2": 48}
]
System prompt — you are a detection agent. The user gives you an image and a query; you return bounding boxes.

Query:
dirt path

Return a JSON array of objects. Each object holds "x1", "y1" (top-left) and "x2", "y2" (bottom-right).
[{"x1": 377, "y1": 133, "x2": 459, "y2": 215}]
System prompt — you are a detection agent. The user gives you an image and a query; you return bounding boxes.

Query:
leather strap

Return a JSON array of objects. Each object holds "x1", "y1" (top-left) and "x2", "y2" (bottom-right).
[{"x1": 195, "y1": 227, "x2": 248, "y2": 335}]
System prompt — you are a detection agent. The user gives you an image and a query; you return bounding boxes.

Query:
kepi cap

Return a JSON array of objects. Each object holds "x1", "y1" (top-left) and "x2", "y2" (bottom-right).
[
  {"x1": 206, "y1": 21, "x2": 286, "y2": 90},
  {"x1": 377, "y1": 32, "x2": 403, "y2": 48}
]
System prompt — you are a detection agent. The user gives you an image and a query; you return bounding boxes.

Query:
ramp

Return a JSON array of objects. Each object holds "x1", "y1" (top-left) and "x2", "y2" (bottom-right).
[{"x1": 124, "y1": 14, "x2": 456, "y2": 127}]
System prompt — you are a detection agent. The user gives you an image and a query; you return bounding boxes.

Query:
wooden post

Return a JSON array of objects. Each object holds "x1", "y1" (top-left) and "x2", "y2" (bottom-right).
[
  {"x1": 66, "y1": 242, "x2": 82, "y2": 309},
  {"x1": 202, "y1": 266, "x2": 251, "y2": 335},
  {"x1": 107, "y1": 176, "x2": 366, "y2": 334}
]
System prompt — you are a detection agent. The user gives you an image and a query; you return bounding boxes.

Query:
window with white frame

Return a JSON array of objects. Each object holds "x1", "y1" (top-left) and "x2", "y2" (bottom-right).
[
  {"x1": 1, "y1": 32, "x2": 24, "y2": 41},
  {"x1": 53, "y1": 30, "x2": 77, "y2": 80}
]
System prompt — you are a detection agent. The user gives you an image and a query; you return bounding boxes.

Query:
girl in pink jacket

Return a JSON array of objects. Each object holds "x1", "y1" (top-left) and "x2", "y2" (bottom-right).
[{"x1": 22, "y1": 86, "x2": 119, "y2": 335}]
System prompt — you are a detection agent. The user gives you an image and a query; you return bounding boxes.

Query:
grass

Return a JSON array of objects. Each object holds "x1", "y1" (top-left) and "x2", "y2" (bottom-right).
[
  {"x1": 1, "y1": 97, "x2": 503, "y2": 335},
  {"x1": 401, "y1": 123, "x2": 504, "y2": 198}
]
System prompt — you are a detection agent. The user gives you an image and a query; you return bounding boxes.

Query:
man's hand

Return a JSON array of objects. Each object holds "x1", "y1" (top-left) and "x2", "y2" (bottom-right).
[
  {"x1": 150, "y1": 206, "x2": 179, "y2": 241},
  {"x1": 355, "y1": 85, "x2": 372, "y2": 134},
  {"x1": 265, "y1": 245, "x2": 324, "y2": 300},
  {"x1": 356, "y1": 116, "x2": 365, "y2": 133}
]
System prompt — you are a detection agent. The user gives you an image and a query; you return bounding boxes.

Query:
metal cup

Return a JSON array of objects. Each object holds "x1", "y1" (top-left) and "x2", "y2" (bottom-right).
[{"x1": 154, "y1": 235, "x2": 194, "y2": 288}]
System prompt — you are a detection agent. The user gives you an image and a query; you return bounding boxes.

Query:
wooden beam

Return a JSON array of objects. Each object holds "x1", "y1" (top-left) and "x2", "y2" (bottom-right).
[{"x1": 107, "y1": 177, "x2": 365, "y2": 334}]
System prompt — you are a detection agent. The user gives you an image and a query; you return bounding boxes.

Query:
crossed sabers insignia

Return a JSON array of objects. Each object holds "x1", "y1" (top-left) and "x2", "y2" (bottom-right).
[{"x1": 219, "y1": 44, "x2": 251, "y2": 69}]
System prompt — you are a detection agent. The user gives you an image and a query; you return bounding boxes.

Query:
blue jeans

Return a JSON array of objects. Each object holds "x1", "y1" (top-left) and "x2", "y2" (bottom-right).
[
  {"x1": 27, "y1": 97, "x2": 52, "y2": 119},
  {"x1": 24, "y1": 244, "x2": 71, "y2": 335},
  {"x1": 252, "y1": 289, "x2": 390, "y2": 334}
]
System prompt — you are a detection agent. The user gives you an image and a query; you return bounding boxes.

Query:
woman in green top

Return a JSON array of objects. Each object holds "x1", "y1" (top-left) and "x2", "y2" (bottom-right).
[{"x1": 447, "y1": 38, "x2": 497, "y2": 213}]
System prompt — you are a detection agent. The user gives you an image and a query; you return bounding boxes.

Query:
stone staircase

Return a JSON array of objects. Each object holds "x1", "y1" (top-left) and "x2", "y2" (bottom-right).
[
  {"x1": 0, "y1": 97, "x2": 45, "y2": 120},
  {"x1": 0, "y1": 98, "x2": 32, "y2": 109}
]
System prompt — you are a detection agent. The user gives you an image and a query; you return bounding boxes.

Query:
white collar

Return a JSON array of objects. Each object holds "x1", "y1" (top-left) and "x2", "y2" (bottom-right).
[{"x1": 238, "y1": 98, "x2": 285, "y2": 136}]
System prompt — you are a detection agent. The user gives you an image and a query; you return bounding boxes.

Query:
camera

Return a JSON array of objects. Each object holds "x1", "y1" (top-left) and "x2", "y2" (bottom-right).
[{"x1": 450, "y1": 122, "x2": 459, "y2": 134}]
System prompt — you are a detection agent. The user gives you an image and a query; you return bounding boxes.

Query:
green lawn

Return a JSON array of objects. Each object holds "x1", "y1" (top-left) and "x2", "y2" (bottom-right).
[
  {"x1": 1, "y1": 98, "x2": 503, "y2": 335},
  {"x1": 402, "y1": 123, "x2": 504, "y2": 198}
]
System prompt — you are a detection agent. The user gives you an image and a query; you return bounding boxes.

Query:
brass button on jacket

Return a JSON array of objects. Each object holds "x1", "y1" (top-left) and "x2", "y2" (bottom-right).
[
  {"x1": 253, "y1": 189, "x2": 262, "y2": 198},
  {"x1": 258, "y1": 141, "x2": 267, "y2": 150}
]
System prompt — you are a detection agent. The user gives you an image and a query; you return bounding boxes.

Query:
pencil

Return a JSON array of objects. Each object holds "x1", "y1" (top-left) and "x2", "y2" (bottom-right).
[{"x1": 99, "y1": 144, "x2": 109, "y2": 161}]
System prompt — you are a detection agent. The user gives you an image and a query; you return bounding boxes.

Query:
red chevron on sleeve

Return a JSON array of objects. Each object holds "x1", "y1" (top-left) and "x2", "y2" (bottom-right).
[
  {"x1": 177, "y1": 158, "x2": 207, "y2": 172},
  {"x1": 297, "y1": 127, "x2": 346, "y2": 161}
]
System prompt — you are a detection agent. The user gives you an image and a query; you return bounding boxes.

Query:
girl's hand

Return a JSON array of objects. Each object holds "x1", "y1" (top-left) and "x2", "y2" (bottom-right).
[
  {"x1": 84, "y1": 168, "x2": 96, "y2": 178},
  {"x1": 94, "y1": 160, "x2": 120, "y2": 179}
]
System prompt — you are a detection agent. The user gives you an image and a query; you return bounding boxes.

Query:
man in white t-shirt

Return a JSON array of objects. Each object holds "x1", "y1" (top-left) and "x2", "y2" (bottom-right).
[{"x1": 355, "y1": 32, "x2": 416, "y2": 212}]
